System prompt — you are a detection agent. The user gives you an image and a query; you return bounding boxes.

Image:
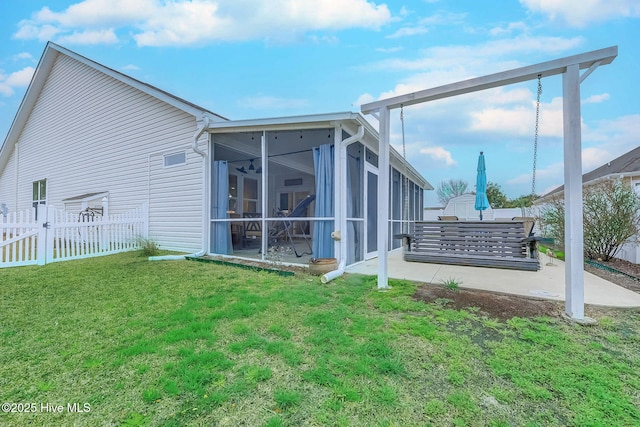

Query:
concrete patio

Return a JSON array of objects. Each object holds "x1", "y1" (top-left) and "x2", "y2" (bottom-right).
[{"x1": 345, "y1": 250, "x2": 640, "y2": 308}]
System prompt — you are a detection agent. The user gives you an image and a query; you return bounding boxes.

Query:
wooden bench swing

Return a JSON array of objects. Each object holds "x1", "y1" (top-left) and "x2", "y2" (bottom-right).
[
  {"x1": 402, "y1": 218, "x2": 541, "y2": 271},
  {"x1": 395, "y1": 76, "x2": 546, "y2": 272}
]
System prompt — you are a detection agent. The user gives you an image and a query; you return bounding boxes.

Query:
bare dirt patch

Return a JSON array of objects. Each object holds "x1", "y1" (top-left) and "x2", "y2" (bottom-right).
[
  {"x1": 413, "y1": 285, "x2": 564, "y2": 321},
  {"x1": 413, "y1": 257, "x2": 640, "y2": 321}
]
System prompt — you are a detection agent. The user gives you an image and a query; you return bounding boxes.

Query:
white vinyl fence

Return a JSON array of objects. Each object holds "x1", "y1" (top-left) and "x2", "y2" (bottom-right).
[
  {"x1": 0, "y1": 208, "x2": 39, "y2": 267},
  {"x1": 1, "y1": 204, "x2": 148, "y2": 268}
]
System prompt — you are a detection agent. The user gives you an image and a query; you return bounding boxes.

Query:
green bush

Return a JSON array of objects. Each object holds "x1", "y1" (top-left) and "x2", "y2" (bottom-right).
[
  {"x1": 540, "y1": 179, "x2": 640, "y2": 260},
  {"x1": 137, "y1": 236, "x2": 160, "y2": 257}
]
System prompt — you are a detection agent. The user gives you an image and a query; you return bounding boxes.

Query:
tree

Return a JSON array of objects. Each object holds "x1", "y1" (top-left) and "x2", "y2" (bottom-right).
[
  {"x1": 485, "y1": 182, "x2": 508, "y2": 208},
  {"x1": 436, "y1": 179, "x2": 468, "y2": 206},
  {"x1": 540, "y1": 179, "x2": 640, "y2": 261},
  {"x1": 505, "y1": 194, "x2": 539, "y2": 208}
]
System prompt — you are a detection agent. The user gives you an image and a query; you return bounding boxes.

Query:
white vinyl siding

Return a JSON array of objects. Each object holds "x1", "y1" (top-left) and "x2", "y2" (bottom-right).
[
  {"x1": 11, "y1": 53, "x2": 205, "y2": 253},
  {"x1": 0, "y1": 148, "x2": 17, "y2": 212},
  {"x1": 164, "y1": 151, "x2": 186, "y2": 167}
]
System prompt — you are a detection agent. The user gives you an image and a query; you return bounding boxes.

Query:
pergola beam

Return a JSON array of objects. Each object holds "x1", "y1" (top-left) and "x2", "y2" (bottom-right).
[{"x1": 361, "y1": 46, "x2": 617, "y2": 114}]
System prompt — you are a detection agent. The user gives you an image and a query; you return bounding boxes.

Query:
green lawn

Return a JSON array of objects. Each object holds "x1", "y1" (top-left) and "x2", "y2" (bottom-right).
[{"x1": 1, "y1": 252, "x2": 639, "y2": 426}]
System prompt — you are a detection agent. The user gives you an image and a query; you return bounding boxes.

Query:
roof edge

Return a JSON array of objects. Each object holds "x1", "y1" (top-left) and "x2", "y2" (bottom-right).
[{"x1": 0, "y1": 42, "x2": 227, "y2": 173}]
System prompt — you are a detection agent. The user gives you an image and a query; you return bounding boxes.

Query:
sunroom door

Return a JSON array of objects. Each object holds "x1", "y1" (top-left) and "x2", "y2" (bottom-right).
[{"x1": 364, "y1": 164, "x2": 378, "y2": 259}]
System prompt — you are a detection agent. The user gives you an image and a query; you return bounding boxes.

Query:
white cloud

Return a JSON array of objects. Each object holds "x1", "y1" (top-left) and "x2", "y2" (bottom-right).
[
  {"x1": 0, "y1": 67, "x2": 35, "y2": 96},
  {"x1": 354, "y1": 92, "x2": 375, "y2": 107},
  {"x1": 583, "y1": 114, "x2": 640, "y2": 153},
  {"x1": 489, "y1": 21, "x2": 528, "y2": 36},
  {"x1": 137, "y1": 0, "x2": 392, "y2": 46},
  {"x1": 419, "y1": 146, "x2": 457, "y2": 166},
  {"x1": 509, "y1": 114, "x2": 640, "y2": 192},
  {"x1": 419, "y1": 12, "x2": 467, "y2": 26},
  {"x1": 36, "y1": 0, "x2": 156, "y2": 26},
  {"x1": 582, "y1": 146, "x2": 612, "y2": 171},
  {"x1": 386, "y1": 26, "x2": 428, "y2": 39},
  {"x1": 5, "y1": 67, "x2": 35, "y2": 86},
  {"x1": 520, "y1": 0, "x2": 640, "y2": 27},
  {"x1": 14, "y1": 0, "x2": 393, "y2": 46},
  {"x1": 508, "y1": 161, "x2": 562, "y2": 185},
  {"x1": 376, "y1": 46, "x2": 403, "y2": 53},
  {"x1": 307, "y1": 34, "x2": 340, "y2": 44},
  {"x1": 470, "y1": 96, "x2": 564, "y2": 138},
  {"x1": 363, "y1": 35, "x2": 583, "y2": 77},
  {"x1": 121, "y1": 64, "x2": 140, "y2": 71},
  {"x1": 237, "y1": 95, "x2": 309, "y2": 110},
  {"x1": 14, "y1": 52, "x2": 34, "y2": 61},
  {"x1": 583, "y1": 93, "x2": 610, "y2": 104},
  {"x1": 13, "y1": 23, "x2": 61, "y2": 41},
  {"x1": 57, "y1": 29, "x2": 118, "y2": 45}
]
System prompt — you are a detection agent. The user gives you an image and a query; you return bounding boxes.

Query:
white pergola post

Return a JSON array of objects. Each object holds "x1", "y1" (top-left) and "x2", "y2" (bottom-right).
[
  {"x1": 361, "y1": 46, "x2": 618, "y2": 315},
  {"x1": 377, "y1": 107, "x2": 391, "y2": 289},
  {"x1": 563, "y1": 63, "x2": 585, "y2": 319}
]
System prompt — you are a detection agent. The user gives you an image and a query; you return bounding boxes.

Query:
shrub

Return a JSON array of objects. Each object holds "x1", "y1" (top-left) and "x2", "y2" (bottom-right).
[
  {"x1": 540, "y1": 179, "x2": 640, "y2": 261},
  {"x1": 440, "y1": 277, "x2": 461, "y2": 291},
  {"x1": 137, "y1": 236, "x2": 160, "y2": 257}
]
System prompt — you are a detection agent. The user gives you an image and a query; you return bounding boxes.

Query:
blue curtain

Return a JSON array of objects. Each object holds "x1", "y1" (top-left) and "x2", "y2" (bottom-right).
[
  {"x1": 211, "y1": 160, "x2": 232, "y2": 254},
  {"x1": 312, "y1": 144, "x2": 335, "y2": 258}
]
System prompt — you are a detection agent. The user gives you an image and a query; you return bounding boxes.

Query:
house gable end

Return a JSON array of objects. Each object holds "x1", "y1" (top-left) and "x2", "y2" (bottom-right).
[{"x1": 0, "y1": 42, "x2": 226, "y2": 175}]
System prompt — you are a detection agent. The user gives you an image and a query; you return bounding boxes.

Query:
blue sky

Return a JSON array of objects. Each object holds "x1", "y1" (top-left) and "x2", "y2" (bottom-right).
[{"x1": 0, "y1": 0, "x2": 638, "y2": 206}]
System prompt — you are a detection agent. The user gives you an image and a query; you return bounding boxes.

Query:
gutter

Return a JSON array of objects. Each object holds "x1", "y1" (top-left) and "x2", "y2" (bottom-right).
[{"x1": 321, "y1": 124, "x2": 365, "y2": 284}]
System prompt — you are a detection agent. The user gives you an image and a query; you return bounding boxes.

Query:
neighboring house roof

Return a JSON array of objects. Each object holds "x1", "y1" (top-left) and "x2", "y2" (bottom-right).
[
  {"x1": 538, "y1": 146, "x2": 640, "y2": 202},
  {"x1": 0, "y1": 42, "x2": 227, "y2": 173}
]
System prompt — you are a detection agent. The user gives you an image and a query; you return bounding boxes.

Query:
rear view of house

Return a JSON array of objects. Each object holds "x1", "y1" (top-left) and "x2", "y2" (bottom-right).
[
  {"x1": 0, "y1": 42, "x2": 431, "y2": 269},
  {"x1": 0, "y1": 42, "x2": 227, "y2": 255}
]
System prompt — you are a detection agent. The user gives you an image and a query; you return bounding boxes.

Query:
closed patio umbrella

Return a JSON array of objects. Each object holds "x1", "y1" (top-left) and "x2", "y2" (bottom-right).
[{"x1": 474, "y1": 151, "x2": 490, "y2": 220}]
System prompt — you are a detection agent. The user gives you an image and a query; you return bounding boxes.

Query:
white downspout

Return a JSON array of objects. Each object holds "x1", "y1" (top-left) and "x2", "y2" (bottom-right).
[
  {"x1": 321, "y1": 124, "x2": 365, "y2": 283},
  {"x1": 150, "y1": 116, "x2": 210, "y2": 261},
  {"x1": 192, "y1": 116, "x2": 210, "y2": 257}
]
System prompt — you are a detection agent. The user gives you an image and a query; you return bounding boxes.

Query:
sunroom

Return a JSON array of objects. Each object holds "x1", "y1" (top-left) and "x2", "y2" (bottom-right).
[{"x1": 207, "y1": 112, "x2": 430, "y2": 267}]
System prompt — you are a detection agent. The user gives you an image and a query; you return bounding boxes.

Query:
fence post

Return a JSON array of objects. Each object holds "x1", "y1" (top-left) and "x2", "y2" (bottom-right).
[
  {"x1": 102, "y1": 196, "x2": 109, "y2": 217},
  {"x1": 142, "y1": 203, "x2": 149, "y2": 239},
  {"x1": 45, "y1": 206, "x2": 56, "y2": 263},
  {"x1": 36, "y1": 205, "x2": 47, "y2": 265}
]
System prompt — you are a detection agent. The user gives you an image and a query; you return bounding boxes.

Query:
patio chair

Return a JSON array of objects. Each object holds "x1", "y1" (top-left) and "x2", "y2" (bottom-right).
[
  {"x1": 242, "y1": 212, "x2": 261, "y2": 248},
  {"x1": 268, "y1": 195, "x2": 316, "y2": 257}
]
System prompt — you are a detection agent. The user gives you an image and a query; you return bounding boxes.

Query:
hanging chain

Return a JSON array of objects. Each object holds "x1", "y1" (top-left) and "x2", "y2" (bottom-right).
[
  {"x1": 400, "y1": 104, "x2": 410, "y2": 233},
  {"x1": 531, "y1": 74, "x2": 542, "y2": 197}
]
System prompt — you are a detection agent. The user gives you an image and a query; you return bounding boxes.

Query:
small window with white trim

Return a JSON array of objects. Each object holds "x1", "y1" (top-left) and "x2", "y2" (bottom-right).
[
  {"x1": 32, "y1": 179, "x2": 47, "y2": 208},
  {"x1": 32, "y1": 179, "x2": 46, "y2": 219},
  {"x1": 164, "y1": 151, "x2": 186, "y2": 167}
]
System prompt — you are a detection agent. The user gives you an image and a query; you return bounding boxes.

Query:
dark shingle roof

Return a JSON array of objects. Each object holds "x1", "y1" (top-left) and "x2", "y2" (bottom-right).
[{"x1": 542, "y1": 146, "x2": 640, "y2": 199}]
